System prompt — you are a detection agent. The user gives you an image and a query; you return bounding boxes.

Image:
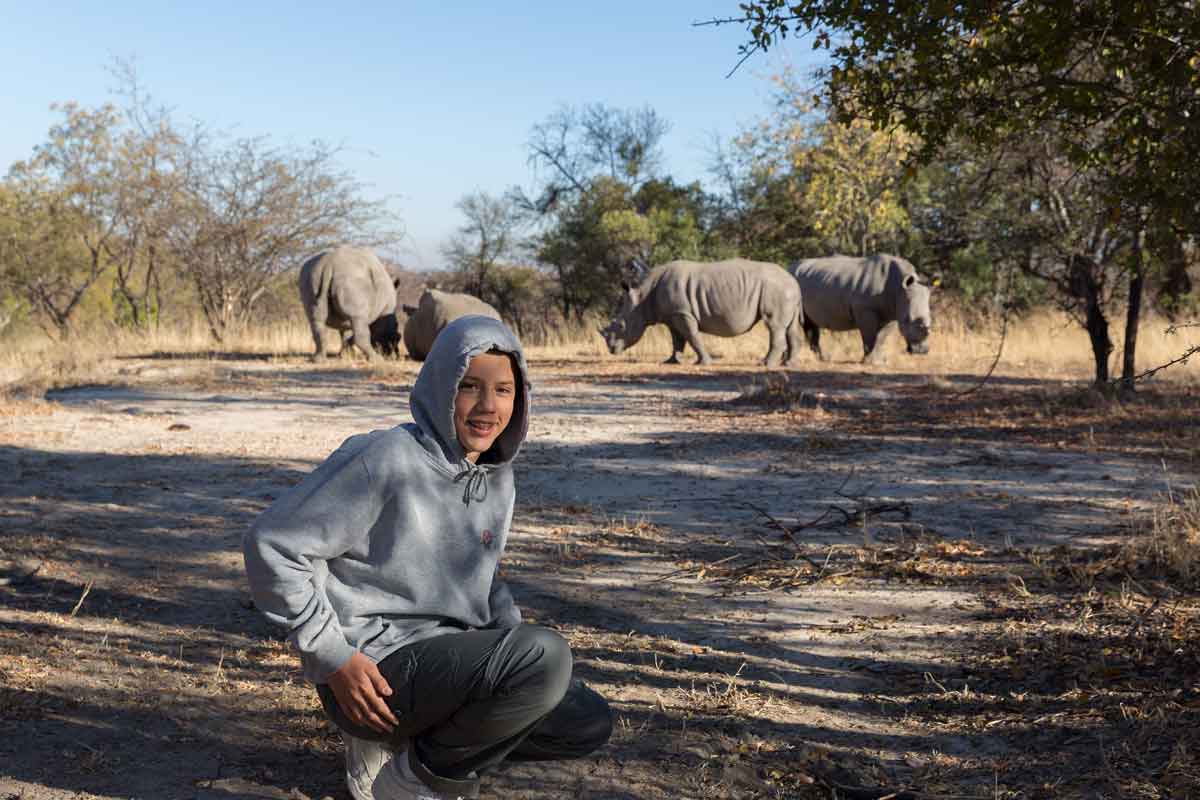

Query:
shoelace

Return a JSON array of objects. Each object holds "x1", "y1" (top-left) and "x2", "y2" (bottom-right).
[{"x1": 452, "y1": 462, "x2": 490, "y2": 505}]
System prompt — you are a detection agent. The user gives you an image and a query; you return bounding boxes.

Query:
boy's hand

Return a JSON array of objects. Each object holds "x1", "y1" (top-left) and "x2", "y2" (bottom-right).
[{"x1": 327, "y1": 652, "x2": 399, "y2": 734}]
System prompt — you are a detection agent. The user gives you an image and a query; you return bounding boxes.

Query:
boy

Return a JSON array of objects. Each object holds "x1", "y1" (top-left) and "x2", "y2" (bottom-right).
[{"x1": 244, "y1": 315, "x2": 612, "y2": 800}]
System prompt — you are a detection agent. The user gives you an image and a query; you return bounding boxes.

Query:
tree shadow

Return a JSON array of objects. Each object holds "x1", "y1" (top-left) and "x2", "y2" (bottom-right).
[
  {"x1": 5, "y1": 360, "x2": 1193, "y2": 798},
  {"x1": 115, "y1": 350, "x2": 411, "y2": 364}
]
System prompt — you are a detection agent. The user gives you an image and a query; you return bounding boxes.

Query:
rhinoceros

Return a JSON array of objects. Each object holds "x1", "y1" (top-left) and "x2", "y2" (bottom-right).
[
  {"x1": 299, "y1": 247, "x2": 401, "y2": 360},
  {"x1": 349, "y1": 314, "x2": 402, "y2": 358},
  {"x1": 788, "y1": 254, "x2": 933, "y2": 364},
  {"x1": 600, "y1": 259, "x2": 804, "y2": 367},
  {"x1": 402, "y1": 288, "x2": 502, "y2": 361}
]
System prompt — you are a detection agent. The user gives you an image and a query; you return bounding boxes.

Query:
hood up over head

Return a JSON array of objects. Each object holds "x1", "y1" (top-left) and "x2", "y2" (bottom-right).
[{"x1": 410, "y1": 314, "x2": 530, "y2": 470}]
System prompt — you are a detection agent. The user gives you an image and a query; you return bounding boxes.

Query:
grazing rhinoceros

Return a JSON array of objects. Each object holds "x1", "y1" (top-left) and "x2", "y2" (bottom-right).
[
  {"x1": 402, "y1": 288, "x2": 502, "y2": 361},
  {"x1": 788, "y1": 254, "x2": 933, "y2": 364},
  {"x1": 600, "y1": 259, "x2": 804, "y2": 367},
  {"x1": 299, "y1": 247, "x2": 401, "y2": 360}
]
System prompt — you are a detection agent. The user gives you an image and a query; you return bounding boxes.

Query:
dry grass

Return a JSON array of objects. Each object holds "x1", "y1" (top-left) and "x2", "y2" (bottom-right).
[
  {"x1": 677, "y1": 487, "x2": 1200, "y2": 799},
  {"x1": 2, "y1": 307, "x2": 1198, "y2": 395},
  {"x1": 552, "y1": 306, "x2": 1200, "y2": 382},
  {"x1": 1124, "y1": 484, "x2": 1200, "y2": 585}
]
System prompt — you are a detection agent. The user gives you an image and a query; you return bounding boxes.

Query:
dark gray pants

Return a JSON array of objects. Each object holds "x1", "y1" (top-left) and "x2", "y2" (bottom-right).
[{"x1": 317, "y1": 624, "x2": 612, "y2": 798}]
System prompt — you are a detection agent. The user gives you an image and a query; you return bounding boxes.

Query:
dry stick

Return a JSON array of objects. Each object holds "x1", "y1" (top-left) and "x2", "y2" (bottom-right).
[
  {"x1": 739, "y1": 501, "x2": 808, "y2": 550},
  {"x1": 1116, "y1": 340, "x2": 1200, "y2": 385},
  {"x1": 950, "y1": 277, "x2": 1017, "y2": 400},
  {"x1": 69, "y1": 580, "x2": 93, "y2": 617},
  {"x1": 651, "y1": 553, "x2": 741, "y2": 583}
]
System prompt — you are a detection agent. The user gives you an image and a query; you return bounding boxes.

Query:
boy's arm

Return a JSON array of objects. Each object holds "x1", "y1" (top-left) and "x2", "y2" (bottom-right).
[
  {"x1": 243, "y1": 453, "x2": 384, "y2": 680},
  {"x1": 486, "y1": 567, "x2": 523, "y2": 628},
  {"x1": 486, "y1": 500, "x2": 522, "y2": 628}
]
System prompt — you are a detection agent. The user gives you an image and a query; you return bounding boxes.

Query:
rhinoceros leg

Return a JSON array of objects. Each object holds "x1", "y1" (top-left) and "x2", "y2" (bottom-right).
[
  {"x1": 763, "y1": 319, "x2": 787, "y2": 367},
  {"x1": 857, "y1": 311, "x2": 890, "y2": 365},
  {"x1": 784, "y1": 310, "x2": 805, "y2": 367},
  {"x1": 349, "y1": 317, "x2": 379, "y2": 361},
  {"x1": 665, "y1": 327, "x2": 688, "y2": 364},
  {"x1": 803, "y1": 319, "x2": 827, "y2": 361},
  {"x1": 306, "y1": 306, "x2": 328, "y2": 361},
  {"x1": 667, "y1": 314, "x2": 711, "y2": 365}
]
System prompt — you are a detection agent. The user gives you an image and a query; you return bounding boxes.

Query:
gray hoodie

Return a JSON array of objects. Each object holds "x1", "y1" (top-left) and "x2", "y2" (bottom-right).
[{"x1": 243, "y1": 315, "x2": 530, "y2": 682}]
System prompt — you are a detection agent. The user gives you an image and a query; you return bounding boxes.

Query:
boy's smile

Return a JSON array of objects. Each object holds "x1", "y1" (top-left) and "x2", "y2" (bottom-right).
[{"x1": 454, "y1": 351, "x2": 517, "y2": 462}]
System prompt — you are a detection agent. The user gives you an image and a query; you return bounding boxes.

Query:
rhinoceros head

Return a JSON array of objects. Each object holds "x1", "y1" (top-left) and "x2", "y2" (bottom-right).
[
  {"x1": 600, "y1": 282, "x2": 647, "y2": 355},
  {"x1": 368, "y1": 314, "x2": 402, "y2": 357},
  {"x1": 897, "y1": 273, "x2": 933, "y2": 355}
]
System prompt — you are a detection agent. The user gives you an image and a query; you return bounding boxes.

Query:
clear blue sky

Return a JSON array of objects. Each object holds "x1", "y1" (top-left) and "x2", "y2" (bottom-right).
[{"x1": 3, "y1": 2, "x2": 823, "y2": 271}]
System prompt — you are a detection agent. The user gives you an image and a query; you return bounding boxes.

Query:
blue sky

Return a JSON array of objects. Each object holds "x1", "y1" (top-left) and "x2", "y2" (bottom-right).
[{"x1": 3, "y1": 3, "x2": 824, "y2": 271}]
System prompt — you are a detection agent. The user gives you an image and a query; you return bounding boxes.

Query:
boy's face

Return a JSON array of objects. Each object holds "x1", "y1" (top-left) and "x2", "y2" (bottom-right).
[{"x1": 454, "y1": 352, "x2": 517, "y2": 463}]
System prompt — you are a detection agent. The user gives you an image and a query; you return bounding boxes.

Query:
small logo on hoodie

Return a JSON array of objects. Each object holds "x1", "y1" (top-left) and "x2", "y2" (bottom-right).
[{"x1": 481, "y1": 529, "x2": 494, "y2": 547}]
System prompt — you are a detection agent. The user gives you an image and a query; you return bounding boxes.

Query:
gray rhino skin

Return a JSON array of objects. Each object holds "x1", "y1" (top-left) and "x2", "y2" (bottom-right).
[
  {"x1": 402, "y1": 288, "x2": 502, "y2": 361},
  {"x1": 600, "y1": 259, "x2": 804, "y2": 366},
  {"x1": 789, "y1": 254, "x2": 932, "y2": 364},
  {"x1": 299, "y1": 246, "x2": 401, "y2": 360}
]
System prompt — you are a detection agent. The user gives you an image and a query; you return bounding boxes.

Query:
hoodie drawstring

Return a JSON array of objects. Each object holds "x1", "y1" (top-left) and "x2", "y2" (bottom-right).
[{"x1": 453, "y1": 463, "x2": 490, "y2": 505}]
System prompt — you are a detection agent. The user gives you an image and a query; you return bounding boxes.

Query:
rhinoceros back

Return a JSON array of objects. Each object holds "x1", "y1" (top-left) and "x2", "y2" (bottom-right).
[
  {"x1": 403, "y1": 288, "x2": 502, "y2": 361},
  {"x1": 299, "y1": 247, "x2": 397, "y2": 329},
  {"x1": 644, "y1": 259, "x2": 798, "y2": 336},
  {"x1": 790, "y1": 254, "x2": 916, "y2": 330}
]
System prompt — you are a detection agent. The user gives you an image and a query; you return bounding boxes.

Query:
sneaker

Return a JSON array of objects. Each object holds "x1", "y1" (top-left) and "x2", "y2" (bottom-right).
[
  {"x1": 371, "y1": 748, "x2": 464, "y2": 800},
  {"x1": 342, "y1": 731, "x2": 397, "y2": 800}
]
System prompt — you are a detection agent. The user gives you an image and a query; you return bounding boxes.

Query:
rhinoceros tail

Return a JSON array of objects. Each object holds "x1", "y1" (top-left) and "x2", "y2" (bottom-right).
[{"x1": 300, "y1": 253, "x2": 336, "y2": 325}]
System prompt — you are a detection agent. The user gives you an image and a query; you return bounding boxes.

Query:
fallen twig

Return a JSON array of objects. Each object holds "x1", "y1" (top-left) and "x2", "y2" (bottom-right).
[
  {"x1": 69, "y1": 580, "x2": 93, "y2": 617},
  {"x1": 652, "y1": 554, "x2": 742, "y2": 583}
]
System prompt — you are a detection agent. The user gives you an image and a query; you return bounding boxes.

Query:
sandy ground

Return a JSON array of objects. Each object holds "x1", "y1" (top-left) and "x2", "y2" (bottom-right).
[{"x1": 0, "y1": 353, "x2": 1194, "y2": 799}]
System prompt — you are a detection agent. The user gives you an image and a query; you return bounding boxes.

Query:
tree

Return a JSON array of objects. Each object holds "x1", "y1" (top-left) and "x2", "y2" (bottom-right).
[
  {"x1": 481, "y1": 264, "x2": 560, "y2": 342},
  {"x1": 536, "y1": 177, "x2": 633, "y2": 319},
  {"x1": 518, "y1": 103, "x2": 724, "y2": 318},
  {"x1": 708, "y1": 126, "x2": 819, "y2": 264},
  {"x1": 102, "y1": 67, "x2": 188, "y2": 331},
  {"x1": 2, "y1": 69, "x2": 401, "y2": 343},
  {"x1": 519, "y1": 103, "x2": 671, "y2": 213},
  {"x1": 732, "y1": 1, "x2": 1199, "y2": 223},
  {"x1": 0, "y1": 104, "x2": 127, "y2": 337},
  {"x1": 711, "y1": 75, "x2": 913, "y2": 262},
  {"x1": 728, "y1": 0, "x2": 1200, "y2": 386},
  {"x1": 1007, "y1": 139, "x2": 1133, "y2": 384},
  {"x1": 442, "y1": 191, "x2": 527, "y2": 301},
  {"x1": 163, "y1": 135, "x2": 398, "y2": 342}
]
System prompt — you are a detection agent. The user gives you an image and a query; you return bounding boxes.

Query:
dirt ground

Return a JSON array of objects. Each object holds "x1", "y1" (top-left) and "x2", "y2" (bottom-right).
[{"x1": 1, "y1": 352, "x2": 1198, "y2": 799}]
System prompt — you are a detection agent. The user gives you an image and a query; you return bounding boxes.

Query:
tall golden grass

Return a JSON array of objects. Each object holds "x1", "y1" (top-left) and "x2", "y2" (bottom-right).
[
  {"x1": 1, "y1": 305, "x2": 1197, "y2": 392},
  {"x1": 532, "y1": 306, "x2": 1200, "y2": 383}
]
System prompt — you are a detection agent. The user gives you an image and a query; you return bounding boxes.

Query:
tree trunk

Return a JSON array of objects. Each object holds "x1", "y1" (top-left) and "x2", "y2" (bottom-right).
[
  {"x1": 1069, "y1": 256, "x2": 1112, "y2": 385},
  {"x1": 149, "y1": 259, "x2": 164, "y2": 329},
  {"x1": 1120, "y1": 222, "x2": 1147, "y2": 391},
  {"x1": 115, "y1": 277, "x2": 145, "y2": 329}
]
